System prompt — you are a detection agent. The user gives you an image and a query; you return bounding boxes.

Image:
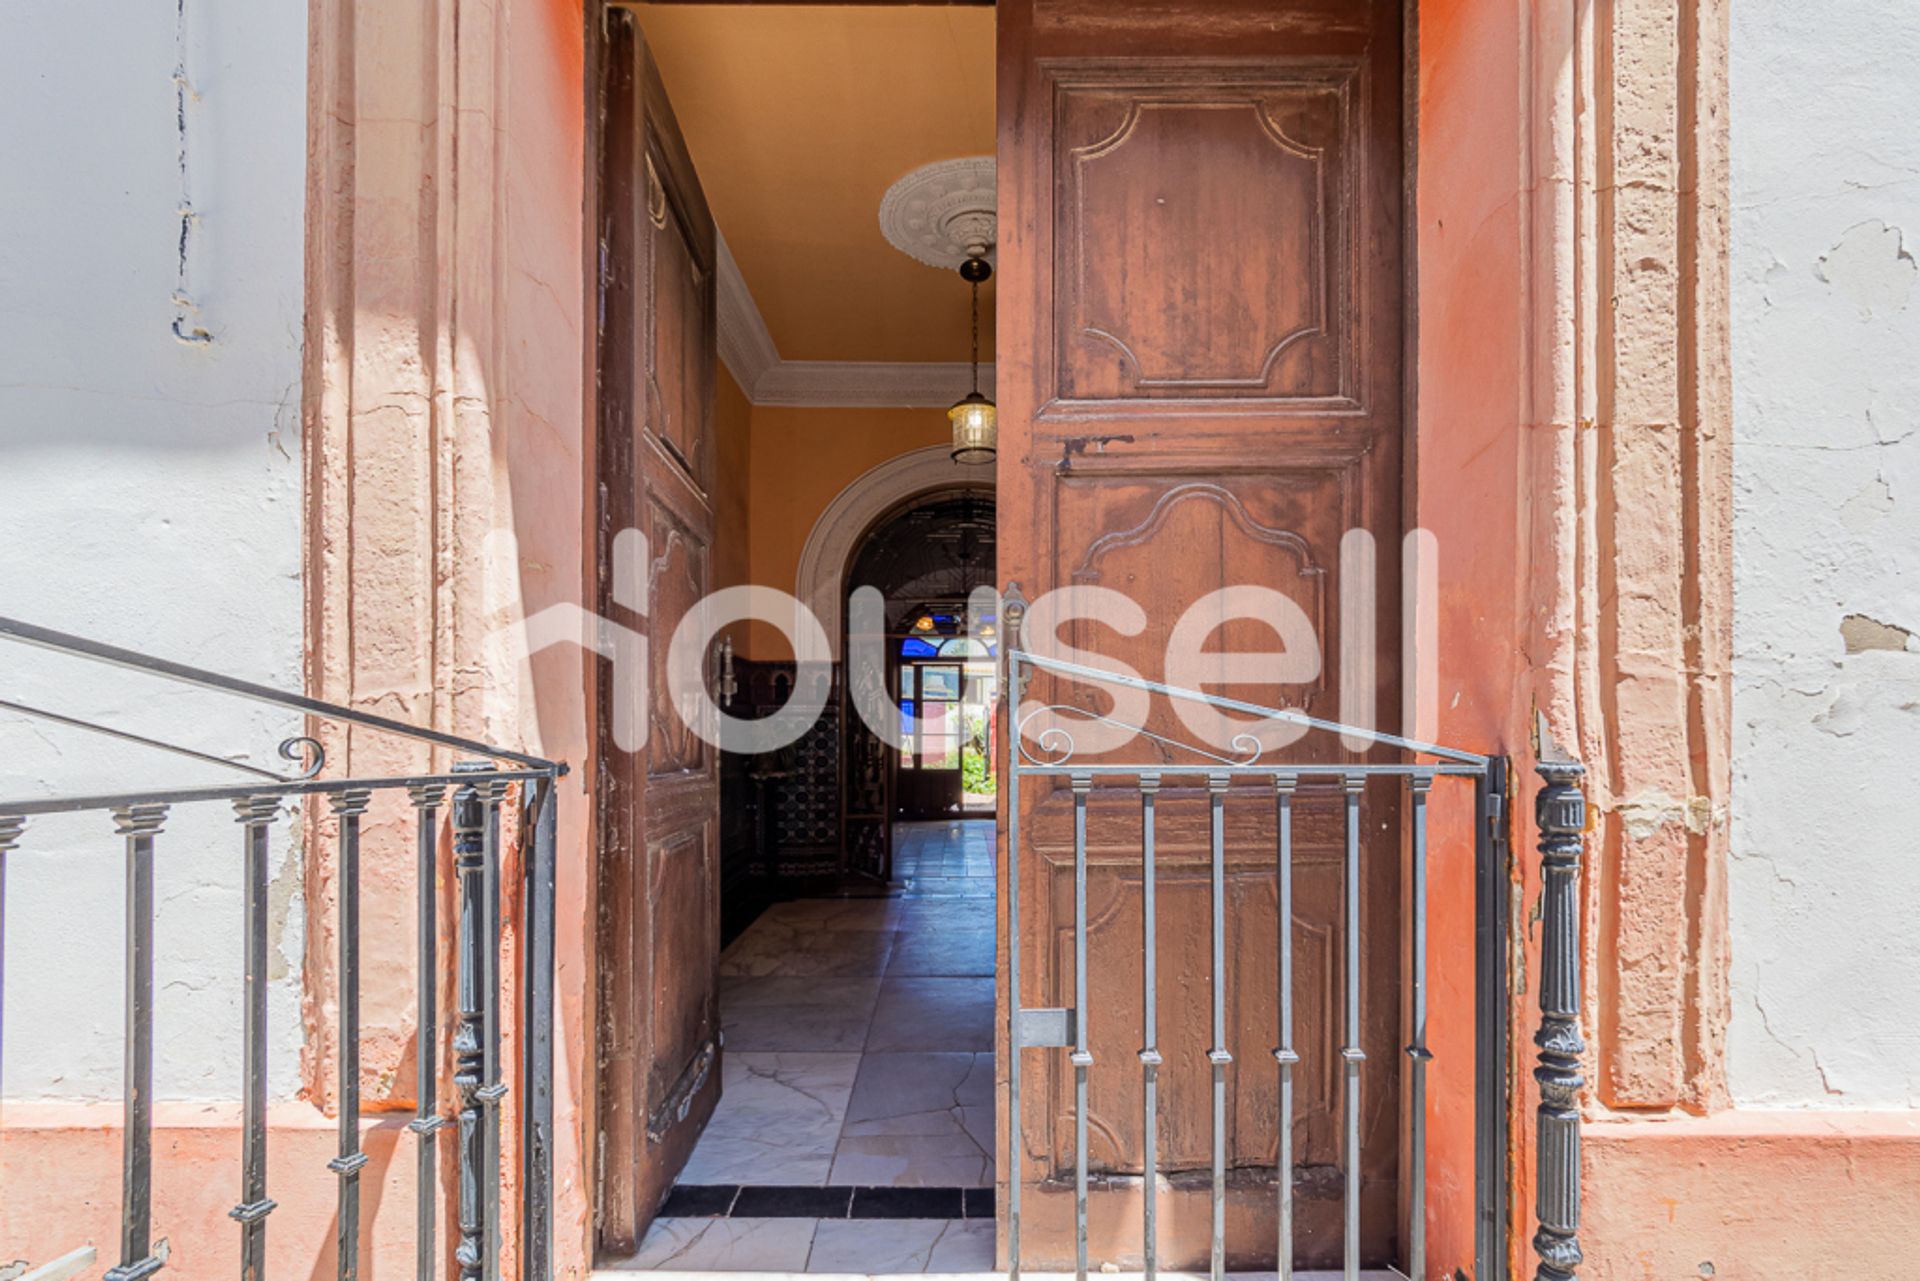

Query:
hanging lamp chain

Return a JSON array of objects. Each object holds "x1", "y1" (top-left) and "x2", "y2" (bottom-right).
[{"x1": 969, "y1": 274, "x2": 981, "y2": 396}]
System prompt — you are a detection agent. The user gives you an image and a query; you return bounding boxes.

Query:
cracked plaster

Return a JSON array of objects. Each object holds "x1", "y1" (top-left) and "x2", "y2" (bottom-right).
[
  {"x1": 0, "y1": 0, "x2": 308, "y2": 1101},
  {"x1": 1730, "y1": 1, "x2": 1920, "y2": 1108}
]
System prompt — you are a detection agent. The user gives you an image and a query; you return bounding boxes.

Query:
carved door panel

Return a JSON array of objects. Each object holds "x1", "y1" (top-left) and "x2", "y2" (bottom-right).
[
  {"x1": 999, "y1": 0, "x2": 1405, "y2": 1269},
  {"x1": 595, "y1": 9, "x2": 721, "y2": 1254}
]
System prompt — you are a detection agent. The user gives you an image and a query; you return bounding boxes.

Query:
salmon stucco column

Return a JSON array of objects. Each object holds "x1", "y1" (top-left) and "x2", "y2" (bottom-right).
[
  {"x1": 1418, "y1": 0, "x2": 1732, "y2": 1275},
  {"x1": 1566, "y1": 0, "x2": 1734, "y2": 1119},
  {"x1": 1529, "y1": 0, "x2": 1737, "y2": 1270},
  {"x1": 306, "y1": 0, "x2": 596, "y2": 1274}
]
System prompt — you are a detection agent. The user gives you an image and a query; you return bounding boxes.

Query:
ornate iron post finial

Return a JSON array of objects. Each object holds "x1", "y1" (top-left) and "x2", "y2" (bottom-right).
[{"x1": 1532, "y1": 726, "x2": 1587, "y2": 1281}]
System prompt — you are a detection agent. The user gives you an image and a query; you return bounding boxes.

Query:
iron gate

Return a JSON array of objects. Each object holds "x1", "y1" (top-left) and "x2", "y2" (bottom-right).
[{"x1": 1000, "y1": 599, "x2": 1588, "y2": 1281}]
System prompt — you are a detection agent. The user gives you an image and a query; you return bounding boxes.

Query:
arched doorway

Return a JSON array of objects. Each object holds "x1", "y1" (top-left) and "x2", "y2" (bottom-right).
[
  {"x1": 793, "y1": 444, "x2": 982, "y2": 662},
  {"x1": 644, "y1": 483, "x2": 1000, "y2": 1269},
  {"x1": 841, "y1": 491, "x2": 997, "y2": 881}
]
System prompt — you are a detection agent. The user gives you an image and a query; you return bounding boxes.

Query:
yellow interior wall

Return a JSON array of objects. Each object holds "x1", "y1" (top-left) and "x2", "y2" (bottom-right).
[
  {"x1": 638, "y1": 4, "x2": 996, "y2": 363},
  {"x1": 738, "y1": 400, "x2": 950, "y2": 660},
  {"x1": 711, "y1": 363, "x2": 753, "y2": 594}
]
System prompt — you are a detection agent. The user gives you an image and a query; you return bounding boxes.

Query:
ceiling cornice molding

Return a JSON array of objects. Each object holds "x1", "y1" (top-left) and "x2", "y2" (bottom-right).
[
  {"x1": 715, "y1": 231, "x2": 781, "y2": 396},
  {"x1": 754, "y1": 360, "x2": 996, "y2": 410},
  {"x1": 715, "y1": 225, "x2": 990, "y2": 409}
]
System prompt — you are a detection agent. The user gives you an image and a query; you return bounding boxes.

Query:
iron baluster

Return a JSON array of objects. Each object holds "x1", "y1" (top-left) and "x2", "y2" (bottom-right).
[
  {"x1": 1532, "y1": 759, "x2": 1587, "y2": 1281},
  {"x1": 913, "y1": 630, "x2": 1513, "y2": 1280},
  {"x1": 1340, "y1": 775, "x2": 1364, "y2": 1281},
  {"x1": 1273, "y1": 774, "x2": 1298, "y2": 1281},
  {"x1": 1206, "y1": 773, "x2": 1230, "y2": 1281},
  {"x1": 521, "y1": 778, "x2": 559, "y2": 1281},
  {"x1": 329, "y1": 789, "x2": 372, "y2": 1280},
  {"x1": 1019, "y1": 766, "x2": 1488, "y2": 778},
  {"x1": 408, "y1": 785, "x2": 448, "y2": 1281},
  {"x1": 1475, "y1": 759, "x2": 1511, "y2": 1281},
  {"x1": 453, "y1": 780, "x2": 489, "y2": 1281},
  {"x1": 104, "y1": 802, "x2": 168, "y2": 1281},
  {"x1": 1407, "y1": 772, "x2": 1435, "y2": 1281},
  {"x1": 1137, "y1": 773, "x2": 1161, "y2": 1281},
  {"x1": 478, "y1": 775, "x2": 511, "y2": 1281},
  {"x1": 1070, "y1": 771, "x2": 1092, "y2": 1281},
  {"x1": 0, "y1": 615, "x2": 569, "y2": 1281},
  {"x1": 232, "y1": 796, "x2": 282, "y2": 1279},
  {"x1": 1005, "y1": 644, "x2": 1024, "y2": 1281}
]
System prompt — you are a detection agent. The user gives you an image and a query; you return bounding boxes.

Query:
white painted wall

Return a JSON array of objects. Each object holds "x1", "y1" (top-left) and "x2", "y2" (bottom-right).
[
  {"x1": 1730, "y1": 3, "x2": 1920, "y2": 1107},
  {"x1": 0, "y1": 4, "x2": 308, "y2": 1099}
]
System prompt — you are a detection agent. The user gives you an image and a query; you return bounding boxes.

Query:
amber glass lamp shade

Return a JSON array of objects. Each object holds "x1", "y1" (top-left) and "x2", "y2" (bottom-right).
[{"x1": 949, "y1": 391, "x2": 997, "y2": 464}]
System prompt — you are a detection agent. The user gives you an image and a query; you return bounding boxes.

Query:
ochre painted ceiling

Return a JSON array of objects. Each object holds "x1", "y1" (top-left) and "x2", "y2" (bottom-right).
[{"x1": 637, "y1": 4, "x2": 996, "y2": 364}]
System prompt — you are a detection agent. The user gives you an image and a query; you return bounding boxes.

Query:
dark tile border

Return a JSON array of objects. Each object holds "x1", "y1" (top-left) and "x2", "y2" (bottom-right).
[
  {"x1": 849, "y1": 1186, "x2": 963, "y2": 1220},
  {"x1": 661, "y1": 1184, "x2": 996, "y2": 1221},
  {"x1": 657, "y1": 1183, "x2": 739, "y2": 1218},
  {"x1": 732, "y1": 1185, "x2": 855, "y2": 1218}
]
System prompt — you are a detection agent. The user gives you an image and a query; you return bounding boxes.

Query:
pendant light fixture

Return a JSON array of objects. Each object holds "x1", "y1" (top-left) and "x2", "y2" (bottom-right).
[
  {"x1": 948, "y1": 254, "x2": 996, "y2": 464},
  {"x1": 878, "y1": 157, "x2": 998, "y2": 461}
]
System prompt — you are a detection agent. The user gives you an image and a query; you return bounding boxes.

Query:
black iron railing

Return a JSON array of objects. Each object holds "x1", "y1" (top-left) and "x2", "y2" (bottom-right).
[
  {"x1": 1000, "y1": 591, "x2": 1587, "y2": 1281},
  {"x1": 0, "y1": 616, "x2": 562, "y2": 1281}
]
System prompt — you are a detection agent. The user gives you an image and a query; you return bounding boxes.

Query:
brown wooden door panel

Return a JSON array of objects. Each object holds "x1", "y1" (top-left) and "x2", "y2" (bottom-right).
[
  {"x1": 644, "y1": 494, "x2": 712, "y2": 779},
  {"x1": 645, "y1": 821, "x2": 718, "y2": 1112},
  {"x1": 644, "y1": 145, "x2": 713, "y2": 488},
  {"x1": 1043, "y1": 460, "x2": 1361, "y2": 760},
  {"x1": 1000, "y1": 0, "x2": 1404, "y2": 1268},
  {"x1": 595, "y1": 9, "x2": 721, "y2": 1256},
  {"x1": 1048, "y1": 67, "x2": 1362, "y2": 407},
  {"x1": 639, "y1": 24, "x2": 716, "y2": 497}
]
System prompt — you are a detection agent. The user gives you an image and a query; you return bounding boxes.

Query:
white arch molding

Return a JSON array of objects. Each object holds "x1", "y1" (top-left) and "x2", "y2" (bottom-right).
[{"x1": 795, "y1": 444, "x2": 994, "y2": 660}]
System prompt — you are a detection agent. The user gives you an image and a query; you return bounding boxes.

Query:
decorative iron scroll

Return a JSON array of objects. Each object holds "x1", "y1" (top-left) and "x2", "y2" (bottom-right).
[
  {"x1": 1014, "y1": 701, "x2": 1265, "y2": 768},
  {"x1": 1005, "y1": 645, "x2": 1486, "y2": 769}
]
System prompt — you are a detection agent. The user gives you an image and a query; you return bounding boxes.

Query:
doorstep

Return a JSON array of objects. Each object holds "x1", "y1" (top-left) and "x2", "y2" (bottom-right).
[{"x1": 594, "y1": 1268, "x2": 1396, "y2": 1280}]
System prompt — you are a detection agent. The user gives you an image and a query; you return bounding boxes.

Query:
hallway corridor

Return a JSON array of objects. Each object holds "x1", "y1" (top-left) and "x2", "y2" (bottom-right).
[{"x1": 615, "y1": 821, "x2": 997, "y2": 1272}]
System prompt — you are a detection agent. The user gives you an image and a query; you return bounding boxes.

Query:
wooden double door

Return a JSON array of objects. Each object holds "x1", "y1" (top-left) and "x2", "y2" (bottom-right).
[
  {"x1": 593, "y1": 10, "x2": 724, "y2": 1254},
  {"x1": 590, "y1": 0, "x2": 1407, "y2": 1265},
  {"x1": 997, "y1": 0, "x2": 1407, "y2": 1270}
]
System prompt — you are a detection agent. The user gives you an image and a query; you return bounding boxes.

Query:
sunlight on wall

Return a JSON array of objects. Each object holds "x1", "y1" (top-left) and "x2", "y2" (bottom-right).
[{"x1": 0, "y1": 2, "x2": 308, "y2": 1102}]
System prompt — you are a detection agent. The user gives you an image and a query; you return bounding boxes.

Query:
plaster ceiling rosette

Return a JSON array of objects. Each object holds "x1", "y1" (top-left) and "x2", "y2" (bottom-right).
[{"x1": 879, "y1": 156, "x2": 998, "y2": 269}]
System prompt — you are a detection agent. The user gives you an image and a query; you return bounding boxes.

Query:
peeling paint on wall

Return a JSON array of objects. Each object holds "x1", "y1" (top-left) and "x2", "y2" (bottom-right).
[
  {"x1": 1814, "y1": 220, "x2": 1916, "y2": 319},
  {"x1": 267, "y1": 830, "x2": 303, "y2": 982},
  {"x1": 1839, "y1": 613, "x2": 1918, "y2": 654},
  {"x1": 169, "y1": 0, "x2": 211, "y2": 345},
  {"x1": 1731, "y1": 4, "x2": 1920, "y2": 1108},
  {"x1": 1615, "y1": 791, "x2": 1716, "y2": 842}
]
